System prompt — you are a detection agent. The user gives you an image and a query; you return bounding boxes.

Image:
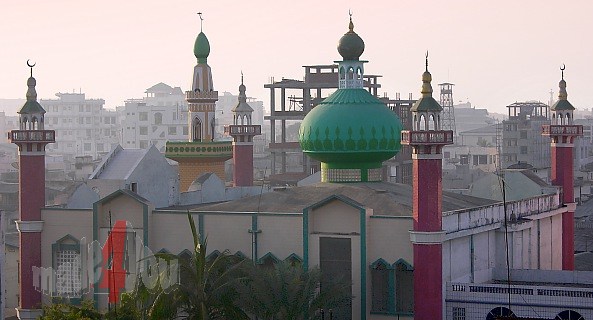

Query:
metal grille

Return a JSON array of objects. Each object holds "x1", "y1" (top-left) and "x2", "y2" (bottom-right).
[{"x1": 56, "y1": 250, "x2": 81, "y2": 296}]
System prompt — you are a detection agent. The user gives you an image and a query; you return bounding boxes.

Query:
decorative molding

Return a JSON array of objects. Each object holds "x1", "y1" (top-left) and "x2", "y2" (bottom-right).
[
  {"x1": 15, "y1": 220, "x2": 44, "y2": 233},
  {"x1": 409, "y1": 230, "x2": 446, "y2": 244}
]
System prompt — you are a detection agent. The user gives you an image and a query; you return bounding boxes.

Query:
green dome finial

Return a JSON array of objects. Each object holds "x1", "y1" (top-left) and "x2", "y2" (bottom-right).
[
  {"x1": 194, "y1": 13, "x2": 210, "y2": 63},
  {"x1": 337, "y1": 12, "x2": 365, "y2": 61}
]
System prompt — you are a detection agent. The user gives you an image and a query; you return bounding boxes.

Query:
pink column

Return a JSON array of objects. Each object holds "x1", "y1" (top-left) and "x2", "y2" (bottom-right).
[
  {"x1": 551, "y1": 145, "x2": 575, "y2": 270},
  {"x1": 233, "y1": 143, "x2": 254, "y2": 187},
  {"x1": 413, "y1": 157, "x2": 443, "y2": 320},
  {"x1": 18, "y1": 154, "x2": 45, "y2": 309}
]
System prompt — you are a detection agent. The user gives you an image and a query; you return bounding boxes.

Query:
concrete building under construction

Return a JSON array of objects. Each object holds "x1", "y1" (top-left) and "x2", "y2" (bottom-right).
[{"x1": 265, "y1": 64, "x2": 416, "y2": 185}]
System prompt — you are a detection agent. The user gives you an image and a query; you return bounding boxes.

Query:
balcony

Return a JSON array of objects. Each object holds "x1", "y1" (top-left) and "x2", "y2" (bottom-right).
[
  {"x1": 8, "y1": 130, "x2": 55, "y2": 143},
  {"x1": 224, "y1": 125, "x2": 262, "y2": 136},
  {"x1": 185, "y1": 90, "x2": 218, "y2": 101},
  {"x1": 165, "y1": 140, "x2": 232, "y2": 159},
  {"x1": 542, "y1": 125, "x2": 583, "y2": 136},
  {"x1": 401, "y1": 130, "x2": 454, "y2": 145}
]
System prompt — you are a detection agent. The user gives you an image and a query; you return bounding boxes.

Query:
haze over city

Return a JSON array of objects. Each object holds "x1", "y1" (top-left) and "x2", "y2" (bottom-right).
[{"x1": 1, "y1": 0, "x2": 592, "y2": 115}]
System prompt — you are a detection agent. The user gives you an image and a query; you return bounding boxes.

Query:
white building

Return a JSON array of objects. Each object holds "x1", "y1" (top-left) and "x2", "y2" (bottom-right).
[
  {"x1": 118, "y1": 83, "x2": 188, "y2": 152},
  {"x1": 41, "y1": 92, "x2": 119, "y2": 162}
]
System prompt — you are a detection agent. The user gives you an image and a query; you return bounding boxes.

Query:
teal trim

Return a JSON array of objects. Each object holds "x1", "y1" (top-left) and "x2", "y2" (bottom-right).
[
  {"x1": 387, "y1": 268, "x2": 395, "y2": 314},
  {"x1": 206, "y1": 250, "x2": 221, "y2": 261},
  {"x1": 470, "y1": 234, "x2": 474, "y2": 283},
  {"x1": 198, "y1": 213, "x2": 205, "y2": 243},
  {"x1": 284, "y1": 253, "x2": 303, "y2": 263},
  {"x1": 393, "y1": 258, "x2": 413, "y2": 271},
  {"x1": 302, "y1": 208, "x2": 309, "y2": 272},
  {"x1": 157, "y1": 248, "x2": 171, "y2": 254},
  {"x1": 178, "y1": 249, "x2": 192, "y2": 259},
  {"x1": 153, "y1": 210, "x2": 301, "y2": 216},
  {"x1": 249, "y1": 214, "x2": 261, "y2": 262},
  {"x1": 257, "y1": 252, "x2": 281, "y2": 265},
  {"x1": 360, "y1": 208, "x2": 367, "y2": 319},
  {"x1": 369, "y1": 215, "x2": 413, "y2": 219},
  {"x1": 234, "y1": 251, "x2": 247, "y2": 259},
  {"x1": 369, "y1": 258, "x2": 393, "y2": 270}
]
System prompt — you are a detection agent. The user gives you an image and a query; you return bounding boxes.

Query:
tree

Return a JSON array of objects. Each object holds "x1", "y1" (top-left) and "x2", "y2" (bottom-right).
[
  {"x1": 153, "y1": 212, "x2": 249, "y2": 320},
  {"x1": 39, "y1": 299, "x2": 102, "y2": 320},
  {"x1": 237, "y1": 261, "x2": 352, "y2": 320}
]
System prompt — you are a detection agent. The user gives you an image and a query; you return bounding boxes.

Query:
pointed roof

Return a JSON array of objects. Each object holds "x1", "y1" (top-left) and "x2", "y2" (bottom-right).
[
  {"x1": 19, "y1": 64, "x2": 46, "y2": 114},
  {"x1": 410, "y1": 52, "x2": 442, "y2": 112},
  {"x1": 551, "y1": 65, "x2": 575, "y2": 111},
  {"x1": 231, "y1": 74, "x2": 254, "y2": 113}
]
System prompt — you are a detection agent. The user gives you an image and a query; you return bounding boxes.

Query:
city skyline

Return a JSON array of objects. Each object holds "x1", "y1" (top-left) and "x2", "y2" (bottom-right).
[{"x1": 1, "y1": 0, "x2": 592, "y2": 116}]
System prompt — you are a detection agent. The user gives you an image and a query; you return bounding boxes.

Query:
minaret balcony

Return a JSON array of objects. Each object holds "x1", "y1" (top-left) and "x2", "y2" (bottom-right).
[
  {"x1": 224, "y1": 125, "x2": 261, "y2": 136},
  {"x1": 8, "y1": 130, "x2": 55, "y2": 144},
  {"x1": 165, "y1": 140, "x2": 232, "y2": 160},
  {"x1": 185, "y1": 90, "x2": 218, "y2": 101},
  {"x1": 542, "y1": 124, "x2": 583, "y2": 137},
  {"x1": 339, "y1": 79, "x2": 363, "y2": 89},
  {"x1": 401, "y1": 130, "x2": 454, "y2": 146}
]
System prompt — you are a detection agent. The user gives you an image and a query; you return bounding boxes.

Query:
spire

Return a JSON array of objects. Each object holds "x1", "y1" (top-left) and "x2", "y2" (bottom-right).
[
  {"x1": 421, "y1": 51, "x2": 433, "y2": 97},
  {"x1": 348, "y1": 10, "x2": 354, "y2": 33},
  {"x1": 26, "y1": 60, "x2": 37, "y2": 102},
  {"x1": 559, "y1": 64, "x2": 567, "y2": 101},
  {"x1": 18, "y1": 60, "x2": 46, "y2": 115},
  {"x1": 194, "y1": 13, "x2": 210, "y2": 63},
  {"x1": 238, "y1": 71, "x2": 247, "y2": 103},
  {"x1": 198, "y1": 12, "x2": 203, "y2": 32}
]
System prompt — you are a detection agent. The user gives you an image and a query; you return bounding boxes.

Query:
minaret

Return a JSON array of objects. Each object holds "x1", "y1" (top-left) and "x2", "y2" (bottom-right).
[
  {"x1": 225, "y1": 74, "x2": 261, "y2": 186},
  {"x1": 166, "y1": 14, "x2": 232, "y2": 191},
  {"x1": 401, "y1": 53, "x2": 453, "y2": 320},
  {"x1": 8, "y1": 62, "x2": 55, "y2": 320},
  {"x1": 542, "y1": 65, "x2": 582, "y2": 270}
]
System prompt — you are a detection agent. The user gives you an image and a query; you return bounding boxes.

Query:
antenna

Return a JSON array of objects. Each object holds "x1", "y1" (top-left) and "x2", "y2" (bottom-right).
[{"x1": 197, "y1": 12, "x2": 204, "y2": 31}]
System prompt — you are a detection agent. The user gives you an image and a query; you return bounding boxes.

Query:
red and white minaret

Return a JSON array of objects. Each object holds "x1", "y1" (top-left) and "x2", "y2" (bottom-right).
[
  {"x1": 401, "y1": 54, "x2": 453, "y2": 320},
  {"x1": 542, "y1": 65, "x2": 582, "y2": 270},
  {"x1": 224, "y1": 74, "x2": 261, "y2": 186},
  {"x1": 8, "y1": 62, "x2": 55, "y2": 320}
]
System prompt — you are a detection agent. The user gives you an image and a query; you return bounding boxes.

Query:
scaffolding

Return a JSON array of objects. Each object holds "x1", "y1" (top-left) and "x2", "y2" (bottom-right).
[
  {"x1": 265, "y1": 64, "x2": 415, "y2": 185},
  {"x1": 439, "y1": 83, "x2": 457, "y2": 142}
]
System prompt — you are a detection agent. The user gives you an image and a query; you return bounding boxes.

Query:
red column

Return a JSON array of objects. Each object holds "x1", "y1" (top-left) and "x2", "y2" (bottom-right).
[
  {"x1": 551, "y1": 145, "x2": 575, "y2": 270},
  {"x1": 18, "y1": 154, "x2": 45, "y2": 309},
  {"x1": 233, "y1": 143, "x2": 254, "y2": 187},
  {"x1": 413, "y1": 157, "x2": 443, "y2": 320}
]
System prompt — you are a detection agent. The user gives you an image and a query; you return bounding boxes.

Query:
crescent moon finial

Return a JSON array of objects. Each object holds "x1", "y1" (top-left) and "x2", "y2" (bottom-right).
[
  {"x1": 26, "y1": 59, "x2": 36, "y2": 77},
  {"x1": 425, "y1": 50, "x2": 429, "y2": 71},
  {"x1": 561, "y1": 63, "x2": 565, "y2": 80},
  {"x1": 197, "y1": 12, "x2": 204, "y2": 31}
]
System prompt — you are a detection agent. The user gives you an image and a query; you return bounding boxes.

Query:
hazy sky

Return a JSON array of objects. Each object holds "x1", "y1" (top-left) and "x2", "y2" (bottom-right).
[{"x1": 1, "y1": 0, "x2": 592, "y2": 116}]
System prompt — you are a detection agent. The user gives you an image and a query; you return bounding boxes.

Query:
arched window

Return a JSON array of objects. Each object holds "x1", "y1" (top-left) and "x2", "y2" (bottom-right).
[
  {"x1": 486, "y1": 307, "x2": 515, "y2": 320},
  {"x1": 555, "y1": 310, "x2": 585, "y2": 320},
  {"x1": 370, "y1": 259, "x2": 393, "y2": 313},
  {"x1": 419, "y1": 114, "x2": 426, "y2": 131},
  {"x1": 394, "y1": 260, "x2": 413, "y2": 314},
  {"x1": 284, "y1": 253, "x2": 303, "y2": 267},
  {"x1": 348, "y1": 67, "x2": 354, "y2": 80},
  {"x1": 210, "y1": 118, "x2": 216, "y2": 141},
  {"x1": 356, "y1": 67, "x2": 362, "y2": 80},
  {"x1": 257, "y1": 252, "x2": 280, "y2": 270},
  {"x1": 339, "y1": 67, "x2": 346, "y2": 80},
  {"x1": 428, "y1": 114, "x2": 435, "y2": 130},
  {"x1": 566, "y1": 113, "x2": 571, "y2": 124},
  {"x1": 178, "y1": 249, "x2": 193, "y2": 286},
  {"x1": 52, "y1": 235, "x2": 82, "y2": 299},
  {"x1": 192, "y1": 117, "x2": 202, "y2": 142},
  {"x1": 154, "y1": 112, "x2": 163, "y2": 125}
]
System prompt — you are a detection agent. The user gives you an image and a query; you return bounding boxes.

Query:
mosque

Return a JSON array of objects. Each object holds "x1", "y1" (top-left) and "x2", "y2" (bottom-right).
[{"x1": 8, "y1": 15, "x2": 593, "y2": 320}]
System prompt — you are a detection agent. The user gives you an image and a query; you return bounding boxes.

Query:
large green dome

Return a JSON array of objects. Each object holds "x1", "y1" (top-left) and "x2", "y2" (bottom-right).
[
  {"x1": 194, "y1": 32, "x2": 210, "y2": 63},
  {"x1": 299, "y1": 89, "x2": 402, "y2": 172}
]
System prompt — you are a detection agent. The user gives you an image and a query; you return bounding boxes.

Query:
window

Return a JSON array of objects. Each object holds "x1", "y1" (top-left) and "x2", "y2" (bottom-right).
[
  {"x1": 84, "y1": 143, "x2": 91, "y2": 151},
  {"x1": 520, "y1": 146, "x2": 528, "y2": 154},
  {"x1": 139, "y1": 126, "x2": 148, "y2": 135},
  {"x1": 183, "y1": 126, "x2": 188, "y2": 136},
  {"x1": 520, "y1": 130, "x2": 528, "y2": 139},
  {"x1": 371, "y1": 260, "x2": 393, "y2": 313},
  {"x1": 139, "y1": 112, "x2": 148, "y2": 121},
  {"x1": 320, "y1": 237, "x2": 352, "y2": 319},
  {"x1": 139, "y1": 140, "x2": 149, "y2": 149},
  {"x1": 97, "y1": 143, "x2": 104, "y2": 152},
  {"x1": 130, "y1": 182, "x2": 138, "y2": 193},
  {"x1": 168, "y1": 126, "x2": 177, "y2": 135},
  {"x1": 452, "y1": 307, "x2": 466, "y2": 320},
  {"x1": 86, "y1": 117, "x2": 91, "y2": 124},
  {"x1": 394, "y1": 261, "x2": 413, "y2": 314},
  {"x1": 444, "y1": 151, "x2": 450, "y2": 159},
  {"x1": 459, "y1": 155, "x2": 469, "y2": 165},
  {"x1": 52, "y1": 235, "x2": 82, "y2": 298},
  {"x1": 154, "y1": 113, "x2": 163, "y2": 125},
  {"x1": 473, "y1": 155, "x2": 488, "y2": 165}
]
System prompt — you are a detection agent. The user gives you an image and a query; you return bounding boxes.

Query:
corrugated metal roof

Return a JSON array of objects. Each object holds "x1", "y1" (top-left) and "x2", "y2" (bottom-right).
[
  {"x1": 179, "y1": 182, "x2": 497, "y2": 216},
  {"x1": 93, "y1": 148, "x2": 148, "y2": 180}
]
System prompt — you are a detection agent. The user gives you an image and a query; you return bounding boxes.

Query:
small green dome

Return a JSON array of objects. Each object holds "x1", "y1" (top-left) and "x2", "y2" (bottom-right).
[
  {"x1": 194, "y1": 32, "x2": 210, "y2": 63},
  {"x1": 299, "y1": 89, "x2": 402, "y2": 170},
  {"x1": 337, "y1": 18, "x2": 364, "y2": 61}
]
